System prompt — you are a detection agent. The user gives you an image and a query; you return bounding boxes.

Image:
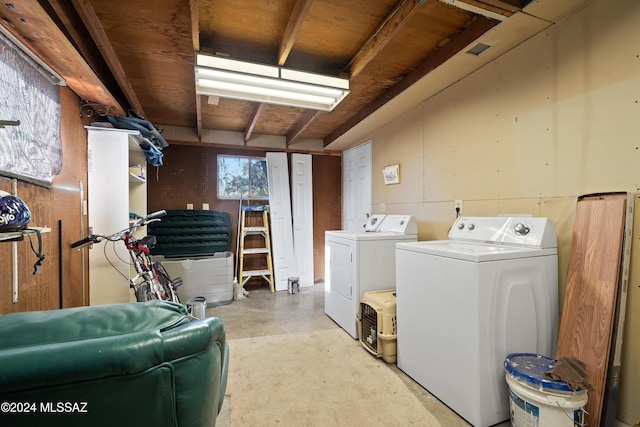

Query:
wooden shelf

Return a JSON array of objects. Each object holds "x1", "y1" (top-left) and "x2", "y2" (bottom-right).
[
  {"x1": 4, "y1": 226, "x2": 51, "y2": 303},
  {"x1": 129, "y1": 172, "x2": 146, "y2": 183},
  {"x1": 0, "y1": 226, "x2": 51, "y2": 242}
]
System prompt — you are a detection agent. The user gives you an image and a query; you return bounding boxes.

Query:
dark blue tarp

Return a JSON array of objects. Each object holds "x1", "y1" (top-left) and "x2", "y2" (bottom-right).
[{"x1": 107, "y1": 112, "x2": 168, "y2": 166}]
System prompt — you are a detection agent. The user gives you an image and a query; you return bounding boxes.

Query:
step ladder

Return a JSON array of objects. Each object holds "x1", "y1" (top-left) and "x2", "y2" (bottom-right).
[{"x1": 238, "y1": 205, "x2": 274, "y2": 292}]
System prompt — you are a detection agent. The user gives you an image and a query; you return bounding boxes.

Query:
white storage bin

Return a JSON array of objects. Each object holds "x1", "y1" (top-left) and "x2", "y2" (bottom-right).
[{"x1": 158, "y1": 251, "x2": 234, "y2": 307}]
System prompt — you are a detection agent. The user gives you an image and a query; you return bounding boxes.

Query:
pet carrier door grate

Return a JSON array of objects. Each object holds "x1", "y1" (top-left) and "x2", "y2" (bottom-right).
[{"x1": 361, "y1": 303, "x2": 379, "y2": 353}]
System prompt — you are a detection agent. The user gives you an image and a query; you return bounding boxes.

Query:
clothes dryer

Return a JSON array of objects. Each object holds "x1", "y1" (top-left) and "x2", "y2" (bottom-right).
[
  {"x1": 325, "y1": 215, "x2": 417, "y2": 338},
  {"x1": 395, "y1": 216, "x2": 558, "y2": 427}
]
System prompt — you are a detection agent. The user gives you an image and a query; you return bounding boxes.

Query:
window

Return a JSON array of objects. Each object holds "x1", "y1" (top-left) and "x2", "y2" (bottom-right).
[
  {"x1": 0, "y1": 30, "x2": 63, "y2": 187},
  {"x1": 217, "y1": 155, "x2": 269, "y2": 199}
]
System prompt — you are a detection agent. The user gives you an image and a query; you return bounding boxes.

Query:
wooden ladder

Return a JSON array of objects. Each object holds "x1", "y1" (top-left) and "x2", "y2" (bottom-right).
[{"x1": 238, "y1": 205, "x2": 274, "y2": 292}]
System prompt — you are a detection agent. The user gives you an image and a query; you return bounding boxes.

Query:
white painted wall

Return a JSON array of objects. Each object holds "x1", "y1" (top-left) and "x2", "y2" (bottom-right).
[{"x1": 353, "y1": 0, "x2": 640, "y2": 421}]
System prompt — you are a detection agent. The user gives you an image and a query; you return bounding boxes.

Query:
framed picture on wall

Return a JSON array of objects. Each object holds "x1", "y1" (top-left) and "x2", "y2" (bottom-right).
[{"x1": 383, "y1": 164, "x2": 400, "y2": 185}]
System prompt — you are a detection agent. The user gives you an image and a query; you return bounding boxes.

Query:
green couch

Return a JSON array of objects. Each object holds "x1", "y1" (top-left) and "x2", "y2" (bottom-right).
[{"x1": 0, "y1": 300, "x2": 228, "y2": 427}]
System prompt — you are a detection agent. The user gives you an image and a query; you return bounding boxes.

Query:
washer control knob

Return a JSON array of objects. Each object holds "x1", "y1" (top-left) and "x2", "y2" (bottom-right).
[
  {"x1": 514, "y1": 223, "x2": 530, "y2": 236},
  {"x1": 468, "y1": 223, "x2": 475, "y2": 230},
  {"x1": 457, "y1": 223, "x2": 465, "y2": 230}
]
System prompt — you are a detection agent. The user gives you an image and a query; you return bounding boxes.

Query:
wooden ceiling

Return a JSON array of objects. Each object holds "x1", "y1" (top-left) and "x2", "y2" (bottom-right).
[{"x1": 1, "y1": 0, "x2": 583, "y2": 149}]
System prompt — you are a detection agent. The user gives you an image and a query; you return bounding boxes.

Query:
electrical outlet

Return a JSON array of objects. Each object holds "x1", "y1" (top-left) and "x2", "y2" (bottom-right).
[
  {"x1": 454, "y1": 199, "x2": 463, "y2": 210},
  {"x1": 187, "y1": 203, "x2": 193, "y2": 210},
  {"x1": 202, "y1": 203, "x2": 209, "y2": 210}
]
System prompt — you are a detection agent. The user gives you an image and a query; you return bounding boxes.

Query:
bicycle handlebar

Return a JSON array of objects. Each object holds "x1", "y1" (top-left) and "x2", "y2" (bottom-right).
[
  {"x1": 144, "y1": 210, "x2": 167, "y2": 221},
  {"x1": 70, "y1": 235, "x2": 99, "y2": 248},
  {"x1": 131, "y1": 210, "x2": 167, "y2": 227},
  {"x1": 70, "y1": 210, "x2": 167, "y2": 249}
]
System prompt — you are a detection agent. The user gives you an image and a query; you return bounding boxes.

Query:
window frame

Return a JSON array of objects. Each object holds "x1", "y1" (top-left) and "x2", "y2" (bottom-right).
[{"x1": 217, "y1": 154, "x2": 269, "y2": 200}]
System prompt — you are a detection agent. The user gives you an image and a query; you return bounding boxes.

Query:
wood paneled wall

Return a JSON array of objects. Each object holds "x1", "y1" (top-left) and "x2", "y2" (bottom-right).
[
  {"x1": 0, "y1": 87, "x2": 88, "y2": 314},
  {"x1": 0, "y1": 103, "x2": 341, "y2": 314},
  {"x1": 147, "y1": 143, "x2": 341, "y2": 283},
  {"x1": 311, "y1": 155, "x2": 342, "y2": 281}
]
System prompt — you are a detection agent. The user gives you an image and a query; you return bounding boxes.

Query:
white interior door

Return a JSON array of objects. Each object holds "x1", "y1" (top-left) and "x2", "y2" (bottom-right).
[
  {"x1": 343, "y1": 141, "x2": 372, "y2": 230},
  {"x1": 266, "y1": 152, "x2": 296, "y2": 291},
  {"x1": 291, "y1": 153, "x2": 314, "y2": 287}
]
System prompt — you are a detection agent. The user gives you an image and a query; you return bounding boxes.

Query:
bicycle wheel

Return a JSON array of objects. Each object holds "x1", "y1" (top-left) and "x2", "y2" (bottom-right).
[
  {"x1": 134, "y1": 283, "x2": 150, "y2": 302},
  {"x1": 153, "y1": 261, "x2": 181, "y2": 303}
]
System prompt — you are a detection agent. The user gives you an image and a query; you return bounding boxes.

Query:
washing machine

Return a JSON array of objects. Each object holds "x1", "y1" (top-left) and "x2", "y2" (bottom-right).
[
  {"x1": 395, "y1": 216, "x2": 558, "y2": 427},
  {"x1": 325, "y1": 214, "x2": 417, "y2": 338}
]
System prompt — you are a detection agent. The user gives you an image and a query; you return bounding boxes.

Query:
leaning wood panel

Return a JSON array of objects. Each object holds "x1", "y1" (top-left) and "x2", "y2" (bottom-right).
[
  {"x1": 601, "y1": 193, "x2": 634, "y2": 427},
  {"x1": 556, "y1": 192, "x2": 627, "y2": 427}
]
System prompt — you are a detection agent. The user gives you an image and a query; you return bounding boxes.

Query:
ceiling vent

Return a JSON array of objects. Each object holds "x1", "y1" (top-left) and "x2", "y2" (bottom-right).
[{"x1": 466, "y1": 42, "x2": 492, "y2": 56}]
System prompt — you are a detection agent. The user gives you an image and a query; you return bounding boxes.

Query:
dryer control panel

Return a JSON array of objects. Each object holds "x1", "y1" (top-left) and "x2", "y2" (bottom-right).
[
  {"x1": 364, "y1": 214, "x2": 386, "y2": 231},
  {"x1": 449, "y1": 216, "x2": 557, "y2": 248},
  {"x1": 379, "y1": 215, "x2": 417, "y2": 235}
]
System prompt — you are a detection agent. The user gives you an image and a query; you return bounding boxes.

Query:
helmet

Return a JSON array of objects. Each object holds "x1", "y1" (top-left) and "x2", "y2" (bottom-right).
[{"x1": 0, "y1": 191, "x2": 31, "y2": 231}]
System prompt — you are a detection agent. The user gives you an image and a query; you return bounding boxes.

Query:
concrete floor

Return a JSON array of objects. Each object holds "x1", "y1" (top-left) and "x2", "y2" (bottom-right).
[{"x1": 209, "y1": 283, "x2": 474, "y2": 427}]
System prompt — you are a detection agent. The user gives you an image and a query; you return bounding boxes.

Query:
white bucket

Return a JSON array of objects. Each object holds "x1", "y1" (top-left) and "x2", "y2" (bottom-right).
[
  {"x1": 504, "y1": 353, "x2": 588, "y2": 427},
  {"x1": 186, "y1": 296, "x2": 208, "y2": 320}
]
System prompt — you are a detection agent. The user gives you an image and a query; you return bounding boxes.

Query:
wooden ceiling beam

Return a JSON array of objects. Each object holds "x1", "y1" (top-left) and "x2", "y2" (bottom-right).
[
  {"x1": 447, "y1": 0, "x2": 517, "y2": 19},
  {"x1": 190, "y1": 0, "x2": 202, "y2": 140},
  {"x1": 278, "y1": 0, "x2": 314, "y2": 66},
  {"x1": 325, "y1": 16, "x2": 497, "y2": 146},
  {"x1": 168, "y1": 138, "x2": 342, "y2": 157},
  {"x1": 190, "y1": 0, "x2": 200, "y2": 52},
  {"x1": 47, "y1": 0, "x2": 129, "y2": 111},
  {"x1": 472, "y1": 0, "x2": 522, "y2": 13},
  {"x1": 0, "y1": 0, "x2": 125, "y2": 116},
  {"x1": 256, "y1": 0, "x2": 315, "y2": 144},
  {"x1": 195, "y1": 95, "x2": 203, "y2": 140},
  {"x1": 72, "y1": 0, "x2": 144, "y2": 115},
  {"x1": 283, "y1": 0, "x2": 417, "y2": 143},
  {"x1": 46, "y1": 1, "x2": 100, "y2": 69},
  {"x1": 286, "y1": 110, "x2": 321, "y2": 145},
  {"x1": 349, "y1": 0, "x2": 424, "y2": 78},
  {"x1": 245, "y1": 103, "x2": 265, "y2": 143}
]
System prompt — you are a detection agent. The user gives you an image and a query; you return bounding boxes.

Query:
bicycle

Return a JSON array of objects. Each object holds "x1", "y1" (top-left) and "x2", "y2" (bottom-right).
[{"x1": 71, "y1": 210, "x2": 183, "y2": 303}]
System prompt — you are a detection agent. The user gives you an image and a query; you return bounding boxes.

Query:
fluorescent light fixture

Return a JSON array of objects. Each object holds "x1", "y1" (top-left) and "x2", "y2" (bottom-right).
[{"x1": 195, "y1": 53, "x2": 350, "y2": 111}]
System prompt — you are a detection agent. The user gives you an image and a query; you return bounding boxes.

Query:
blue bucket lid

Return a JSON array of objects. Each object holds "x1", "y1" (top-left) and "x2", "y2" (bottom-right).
[{"x1": 504, "y1": 353, "x2": 577, "y2": 392}]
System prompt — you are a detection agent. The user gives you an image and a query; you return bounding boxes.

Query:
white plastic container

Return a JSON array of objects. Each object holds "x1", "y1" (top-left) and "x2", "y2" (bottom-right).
[
  {"x1": 504, "y1": 353, "x2": 588, "y2": 427},
  {"x1": 158, "y1": 251, "x2": 234, "y2": 306}
]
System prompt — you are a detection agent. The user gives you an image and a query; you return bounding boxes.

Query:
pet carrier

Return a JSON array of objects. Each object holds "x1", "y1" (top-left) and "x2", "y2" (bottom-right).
[{"x1": 357, "y1": 289, "x2": 397, "y2": 363}]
